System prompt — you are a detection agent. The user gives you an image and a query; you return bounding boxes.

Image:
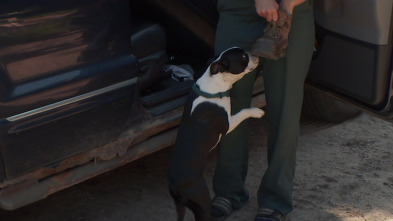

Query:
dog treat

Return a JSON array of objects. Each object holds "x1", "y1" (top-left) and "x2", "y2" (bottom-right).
[{"x1": 250, "y1": 10, "x2": 293, "y2": 60}]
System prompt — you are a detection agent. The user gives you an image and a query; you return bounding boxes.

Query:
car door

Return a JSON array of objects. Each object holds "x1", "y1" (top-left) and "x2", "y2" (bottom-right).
[
  {"x1": 0, "y1": 0, "x2": 139, "y2": 180},
  {"x1": 308, "y1": 0, "x2": 393, "y2": 119}
]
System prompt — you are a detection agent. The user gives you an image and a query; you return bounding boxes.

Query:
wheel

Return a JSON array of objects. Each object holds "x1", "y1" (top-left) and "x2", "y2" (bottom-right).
[{"x1": 302, "y1": 86, "x2": 362, "y2": 123}]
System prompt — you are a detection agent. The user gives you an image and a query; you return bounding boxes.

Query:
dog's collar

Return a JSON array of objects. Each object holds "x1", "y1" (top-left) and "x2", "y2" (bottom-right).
[{"x1": 192, "y1": 84, "x2": 230, "y2": 99}]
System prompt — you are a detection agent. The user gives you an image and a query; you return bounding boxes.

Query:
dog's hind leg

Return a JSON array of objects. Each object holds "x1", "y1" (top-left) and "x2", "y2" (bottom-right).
[
  {"x1": 188, "y1": 202, "x2": 211, "y2": 221},
  {"x1": 174, "y1": 199, "x2": 186, "y2": 221},
  {"x1": 227, "y1": 107, "x2": 265, "y2": 134},
  {"x1": 187, "y1": 199, "x2": 211, "y2": 221},
  {"x1": 186, "y1": 181, "x2": 212, "y2": 221},
  {"x1": 169, "y1": 188, "x2": 186, "y2": 221}
]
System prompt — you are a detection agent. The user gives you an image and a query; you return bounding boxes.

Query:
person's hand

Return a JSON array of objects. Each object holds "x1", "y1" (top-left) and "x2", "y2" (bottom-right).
[
  {"x1": 255, "y1": 0, "x2": 279, "y2": 22},
  {"x1": 280, "y1": 0, "x2": 307, "y2": 15}
]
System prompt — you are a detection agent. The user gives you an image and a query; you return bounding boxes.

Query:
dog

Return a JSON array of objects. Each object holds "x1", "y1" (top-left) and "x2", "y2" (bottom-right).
[{"x1": 168, "y1": 47, "x2": 264, "y2": 221}]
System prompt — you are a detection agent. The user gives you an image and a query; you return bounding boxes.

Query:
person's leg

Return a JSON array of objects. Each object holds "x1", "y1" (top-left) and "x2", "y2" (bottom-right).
[
  {"x1": 213, "y1": 0, "x2": 266, "y2": 210},
  {"x1": 257, "y1": 0, "x2": 315, "y2": 216},
  {"x1": 212, "y1": 68, "x2": 258, "y2": 209}
]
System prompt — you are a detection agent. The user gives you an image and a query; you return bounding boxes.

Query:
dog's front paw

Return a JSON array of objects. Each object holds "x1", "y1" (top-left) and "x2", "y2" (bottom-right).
[{"x1": 249, "y1": 108, "x2": 265, "y2": 118}]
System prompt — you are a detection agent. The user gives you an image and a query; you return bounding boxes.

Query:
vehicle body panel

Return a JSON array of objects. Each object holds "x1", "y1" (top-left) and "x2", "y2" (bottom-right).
[
  {"x1": 0, "y1": 0, "x2": 137, "y2": 179},
  {"x1": 308, "y1": 0, "x2": 393, "y2": 116}
]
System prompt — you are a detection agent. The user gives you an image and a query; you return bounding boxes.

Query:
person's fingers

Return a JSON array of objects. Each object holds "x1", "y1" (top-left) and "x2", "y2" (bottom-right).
[
  {"x1": 254, "y1": 0, "x2": 279, "y2": 20},
  {"x1": 257, "y1": 10, "x2": 265, "y2": 18},
  {"x1": 266, "y1": 12, "x2": 272, "y2": 22},
  {"x1": 271, "y1": 11, "x2": 279, "y2": 21},
  {"x1": 266, "y1": 10, "x2": 279, "y2": 22}
]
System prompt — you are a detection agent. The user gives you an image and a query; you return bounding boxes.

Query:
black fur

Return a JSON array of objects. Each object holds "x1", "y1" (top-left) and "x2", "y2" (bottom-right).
[
  {"x1": 168, "y1": 93, "x2": 229, "y2": 221},
  {"x1": 210, "y1": 47, "x2": 249, "y2": 75}
]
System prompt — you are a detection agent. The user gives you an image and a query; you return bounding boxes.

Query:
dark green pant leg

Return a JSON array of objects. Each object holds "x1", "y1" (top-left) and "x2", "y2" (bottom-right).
[
  {"x1": 257, "y1": 1, "x2": 314, "y2": 215},
  {"x1": 214, "y1": 0, "x2": 265, "y2": 54},
  {"x1": 213, "y1": 0, "x2": 265, "y2": 209},
  {"x1": 212, "y1": 69, "x2": 258, "y2": 209}
]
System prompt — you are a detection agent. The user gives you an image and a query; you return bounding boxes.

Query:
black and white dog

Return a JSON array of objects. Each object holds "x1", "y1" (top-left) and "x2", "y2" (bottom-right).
[{"x1": 168, "y1": 47, "x2": 264, "y2": 221}]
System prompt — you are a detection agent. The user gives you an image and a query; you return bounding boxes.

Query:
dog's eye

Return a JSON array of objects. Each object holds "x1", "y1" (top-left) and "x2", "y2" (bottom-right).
[
  {"x1": 242, "y1": 54, "x2": 247, "y2": 59},
  {"x1": 242, "y1": 53, "x2": 249, "y2": 63}
]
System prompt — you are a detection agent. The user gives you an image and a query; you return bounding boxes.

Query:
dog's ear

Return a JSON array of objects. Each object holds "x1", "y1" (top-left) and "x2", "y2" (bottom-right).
[{"x1": 210, "y1": 60, "x2": 228, "y2": 75}]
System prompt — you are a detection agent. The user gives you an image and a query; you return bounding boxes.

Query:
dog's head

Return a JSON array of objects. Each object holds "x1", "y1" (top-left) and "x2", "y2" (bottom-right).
[{"x1": 209, "y1": 47, "x2": 259, "y2": 82}]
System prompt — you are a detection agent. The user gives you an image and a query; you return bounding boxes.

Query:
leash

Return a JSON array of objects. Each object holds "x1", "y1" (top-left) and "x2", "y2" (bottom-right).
[{"x1": 192, "y1": 84, "x2": 230, "y2": 99}]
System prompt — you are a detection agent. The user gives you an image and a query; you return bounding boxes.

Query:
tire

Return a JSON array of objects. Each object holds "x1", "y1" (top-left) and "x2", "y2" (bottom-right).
[{"x1": 302, "y1": 86, "x2": 362, "y2": 123}]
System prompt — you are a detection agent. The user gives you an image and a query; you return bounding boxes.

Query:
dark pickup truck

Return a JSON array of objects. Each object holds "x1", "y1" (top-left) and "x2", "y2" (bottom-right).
[{"x1": 0, "y1": 0, "x2": 392, "y2": 210}]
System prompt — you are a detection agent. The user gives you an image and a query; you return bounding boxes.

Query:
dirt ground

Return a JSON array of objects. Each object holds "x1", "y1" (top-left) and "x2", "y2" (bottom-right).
[{"x1": 0, "y1": 113, "x2": 393, "y2": 221}]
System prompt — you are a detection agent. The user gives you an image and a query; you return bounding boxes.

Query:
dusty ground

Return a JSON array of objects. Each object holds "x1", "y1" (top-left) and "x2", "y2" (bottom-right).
[{"x1": 0, "y1": 113, "x2": 393, "y2": 221}]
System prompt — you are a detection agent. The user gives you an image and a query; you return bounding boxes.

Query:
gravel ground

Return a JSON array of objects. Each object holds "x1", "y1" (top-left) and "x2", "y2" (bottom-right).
[{"x1": 0, "y1": 113, "x2": 392, "y2": 221}]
